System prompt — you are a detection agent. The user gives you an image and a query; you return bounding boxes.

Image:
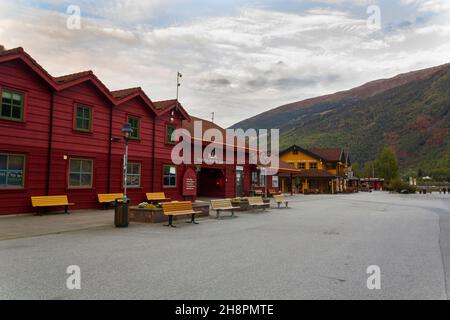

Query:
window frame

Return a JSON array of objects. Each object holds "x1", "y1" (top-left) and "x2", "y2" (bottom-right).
[
  {"x1": 74, "y1": 104, "x2": 93, "y2": 132},
  {"x1": 163, "y1": 164, "x2": 177, "y2": 188},
  {"x1": 272, "y1": 176, "x2": 279, "y2": 189},
  {"x1": 68, "y1": 158, "x2": 94, "y2": 189},
  {"x1": 0, "y1": 153, "x2": 26, "y2": 189},
  {"x1": 127, "y1": 116, "x2": 141, "y2": 140},
  {"x1": 166, "y1": 124, "x2": 177, "y2": 145},
  {"x1": 125, "y1": 161, "x2": 141, "y2": 188},
  {"x1": 309, "y1": 162, "x2": 318, "y2": 170},
  {"x1": 0, "y1": 88, "x2": 25, "y2": 122}
]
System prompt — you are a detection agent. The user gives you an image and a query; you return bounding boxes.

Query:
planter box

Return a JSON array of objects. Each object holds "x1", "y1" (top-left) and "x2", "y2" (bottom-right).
[{"x1": 130, "y1": 202, "x2": 210, "y2": 224}]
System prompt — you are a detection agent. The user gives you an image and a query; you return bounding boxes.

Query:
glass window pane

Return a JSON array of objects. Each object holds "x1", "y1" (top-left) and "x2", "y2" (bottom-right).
[
  {"x1": 0, "y1": 170, "x2": 6, "y2": 185},
  {"x1": 83, "y1": 119, "x2": 90, "y2": 130},
  {"x1": 7, "y1": 171, "x2": 22, "y2": 186},
  {"x1": 1, "y1": 104, "x2": 11, "y2": 118},
  {"x1": 164, "y1": 177, "x2": 170, "y2": 186},
  {"x1": 2, "y1": 91, "x2": 11, "y2": 99},
  {"x1": 12, "y1": 106, "x2": 22, "y2": 119},
  {"x1": 76, "y1": 118, "x2": 83, "y2": 129},
  {"x1": 170, "y1": 166, "x2": 176, "y2": 175},
  {"x1": 70, "y1": 159, "x2": 81, "y2": 172},
  {"x1": 69, "y1": 174, "x2": 80, "y2": 186},
  {"x1": 8, "y1": 155, "x2": 24, "y2": 170},
  {"x1": 12, "y1": 93, "x2": 22, "y2": 103},
  {"x1": 0, "y1": 155, "x2": 6, "y2": 170},
  {"x1": 81, "y1": 174, "x2": 92, "y2": 186},
  {"x1": 81, "y1": 160, "x2": 92, "y2": 173},
  {"x1": 76, "y1": 107, "x2": 84, "y2": 118}
]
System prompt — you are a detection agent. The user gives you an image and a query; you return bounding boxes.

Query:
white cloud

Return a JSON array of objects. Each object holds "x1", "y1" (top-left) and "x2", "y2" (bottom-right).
[{"x1": 0, "y1": 1, "x2": 450, "y2": 127}]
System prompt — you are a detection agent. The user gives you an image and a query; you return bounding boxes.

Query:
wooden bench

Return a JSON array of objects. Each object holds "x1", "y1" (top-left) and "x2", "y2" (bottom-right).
[
  {"x1": 31, "y1": 195, "x2": 75, "y2": 215},
  {"x1": 98, "y1": 193, "x2": 124, "y2": 209},
  {"x1": 162, "y1": 201, "x2": 202, "y2": 228},
  {"x1": 273, "y1": 195, "x2": 289, "y2": 209},
  {"x1": 211, "y1": 199, "x2": 240, "y2": 219},
  {"x1": 147, "y1": 192, "x2": 171, "y2": 203},
  {"x1": 246, "y1": 197, "x2": 269, "y2": 211}
]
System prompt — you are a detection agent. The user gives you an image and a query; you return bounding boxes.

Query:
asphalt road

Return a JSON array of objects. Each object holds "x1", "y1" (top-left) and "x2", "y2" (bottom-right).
[{"x1": 1, "y1": 192, "x2": 449, "y2": 300}]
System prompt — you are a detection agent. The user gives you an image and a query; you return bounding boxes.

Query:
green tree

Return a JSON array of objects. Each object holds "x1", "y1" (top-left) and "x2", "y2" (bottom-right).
[
  {"x1": 375, "y1": 146, "x2": 399, "y2": 182},
  {"x1": 363, "y1": 161, "x2": 376, "y2": 178},
  {"x1": 352, "y1": 163, "x2": 362, "y2": 178}
]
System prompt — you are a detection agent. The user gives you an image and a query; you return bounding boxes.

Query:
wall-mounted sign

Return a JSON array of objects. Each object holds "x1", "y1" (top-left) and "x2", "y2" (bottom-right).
[{"x1": 183, "y1": 168, "x2": 198, "y2": 197}]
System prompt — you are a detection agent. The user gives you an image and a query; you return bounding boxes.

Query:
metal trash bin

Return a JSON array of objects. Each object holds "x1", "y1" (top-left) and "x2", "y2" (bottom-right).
[{"x1": 114, "y1": 197, "x2": 130, "y2": 228}]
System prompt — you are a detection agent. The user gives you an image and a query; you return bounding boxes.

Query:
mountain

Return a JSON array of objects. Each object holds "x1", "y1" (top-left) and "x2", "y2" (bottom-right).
[{"x1": 231, "y1": 63, "x2": 450, "y2": 180}]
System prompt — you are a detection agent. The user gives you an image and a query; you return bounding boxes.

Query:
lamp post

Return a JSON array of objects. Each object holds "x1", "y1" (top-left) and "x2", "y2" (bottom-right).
[{"x1": 122, "y1": 123, "x2": 133, "y2": 198}]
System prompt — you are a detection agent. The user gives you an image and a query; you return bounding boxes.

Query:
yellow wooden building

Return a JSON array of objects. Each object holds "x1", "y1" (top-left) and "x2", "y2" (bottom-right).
[{"x1": 279, "y1": 145, "x2": 351, "y2": 194}]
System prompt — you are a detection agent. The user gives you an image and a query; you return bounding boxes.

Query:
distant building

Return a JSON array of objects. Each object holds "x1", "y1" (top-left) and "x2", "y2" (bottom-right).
[{"x1": 278, "y1": 145, "x2": 352, "y2": 194}]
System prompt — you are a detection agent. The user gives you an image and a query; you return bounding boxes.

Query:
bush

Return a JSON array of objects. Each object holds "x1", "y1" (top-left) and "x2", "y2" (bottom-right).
[{"x1": 386, "y1": 179, "x2": 417, "y2": 194}]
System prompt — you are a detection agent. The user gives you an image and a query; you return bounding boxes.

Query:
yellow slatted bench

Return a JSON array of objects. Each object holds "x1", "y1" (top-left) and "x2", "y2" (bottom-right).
[
  {"x1": 31, "y1": 196, "x2": 75, "y2": 215},
  {"x1": 273, "y1": 195, "x2": 289, "y2": 209},
  {"x1": 98, "y1": 193, "x2": 124, "y2": 209},
  {"x1": 146, "y1": 192, "x2": 171, "y2": 203},
  {"x1": 162, "y1": 201, "x2": 202, "y2": 228},
  {"x1": 211, "y1": 199, "x2": 240, "y2": 219},
  {"x1": 246, "y1": 197, "x2": 269, "y2": 211}
]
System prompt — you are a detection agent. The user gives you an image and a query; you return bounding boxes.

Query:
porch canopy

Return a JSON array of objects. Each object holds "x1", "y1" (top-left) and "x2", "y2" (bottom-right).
[
  {"x1": 258, "y1": 160, "x2": 303, "y2": 177},
  {"x1": 295, "y1": 169, "x2": 336, "y2": 179}
]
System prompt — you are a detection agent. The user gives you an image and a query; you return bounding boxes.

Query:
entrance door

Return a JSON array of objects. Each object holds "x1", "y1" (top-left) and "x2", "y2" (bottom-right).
[{"x1": 236, "y1": 166, "x2": 244, "y2": 197}]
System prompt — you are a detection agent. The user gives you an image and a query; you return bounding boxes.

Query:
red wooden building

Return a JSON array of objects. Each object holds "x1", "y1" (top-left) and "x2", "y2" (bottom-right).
[{"x1": 0, "y1": 47, "x2": 282, "y2": 215}]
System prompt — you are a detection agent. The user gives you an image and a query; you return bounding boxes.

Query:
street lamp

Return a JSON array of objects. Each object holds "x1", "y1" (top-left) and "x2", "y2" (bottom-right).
[{"x1": 122, "y1": 123, "x2": 133, "y2": 198}]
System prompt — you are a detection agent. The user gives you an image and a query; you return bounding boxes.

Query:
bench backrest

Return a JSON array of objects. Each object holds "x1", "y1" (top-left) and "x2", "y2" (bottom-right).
[
  {"x1": 98, "y1": 193, "x2": 124, "y2": 203},
  {"x1": 247, "y1": 197, "x2": 265, "y2": 206},
  {"x1": 211, "y1": 199, "x2": 233, "y2": 210},
  {"x1": 147, "y1": 192, "x2": 168, "y2": 201},
  {"x1": 162, "y1": 201, "x2": 194, "y2": 214},
  {"x1": 31, "y1": 195, "x2": 70, "y2": 207},
  {"x1": 273, "y1": 195, "x2": 286, "y2": 203}
]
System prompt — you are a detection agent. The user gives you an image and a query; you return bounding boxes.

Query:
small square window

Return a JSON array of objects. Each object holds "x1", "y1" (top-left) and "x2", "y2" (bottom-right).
[
  {"x1": 1, "y1": 89, "x2": 24, "y2": 121},
  {"x1": 0, "y1": 154, "x2": 26, "y2": 188}
]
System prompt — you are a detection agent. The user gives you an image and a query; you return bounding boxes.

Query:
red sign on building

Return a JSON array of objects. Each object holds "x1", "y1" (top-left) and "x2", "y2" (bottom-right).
[{"x1": 183, "y1": 168, "x2": 198, "y2": 197}]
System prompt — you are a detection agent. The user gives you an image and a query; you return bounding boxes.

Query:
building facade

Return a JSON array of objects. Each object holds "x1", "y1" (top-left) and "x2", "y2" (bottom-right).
[{"x1": 279, "y1": 145, "x2": 352, "y2": 194}]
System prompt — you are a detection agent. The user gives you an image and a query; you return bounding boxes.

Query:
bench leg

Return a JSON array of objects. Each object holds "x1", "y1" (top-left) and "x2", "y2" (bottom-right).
[
  {"x1": 187, "y1": 214, "x2": 199, "y2": 225},
  {"x1": 216, "y1": 210, "x2": 221, "y2": 220},
  {"x1": 231, "y1": 211, "x2": 235, "y2": 218},
  {"x1": 277, "y1": 202, "x2": 281, "y2": 209},
  {"x1": 286, "y1": 202, "x2": 289, "y2": 208},
  {"x1": 65, "y1": 205, "x2": 70, "y2": 214},
  {"x1": 164, "y1": 215, "x2": 176, "y2": 228}
]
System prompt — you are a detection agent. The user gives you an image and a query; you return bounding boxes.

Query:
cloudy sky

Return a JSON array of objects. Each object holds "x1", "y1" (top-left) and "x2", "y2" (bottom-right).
[{"x1": 1, "y1": 0, "x2": 449, "y2": 127}]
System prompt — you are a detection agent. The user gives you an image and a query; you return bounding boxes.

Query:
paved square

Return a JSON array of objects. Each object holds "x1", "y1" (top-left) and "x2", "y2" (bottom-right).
[{"x1": 1, "y1": 192, "x2": 449, "y2": 300}]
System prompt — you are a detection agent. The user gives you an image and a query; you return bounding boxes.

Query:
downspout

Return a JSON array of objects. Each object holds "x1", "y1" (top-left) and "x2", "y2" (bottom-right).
[
  {"x1": 45, "y1": 91, "x2": 55, "y2": 195},
  {"x1": 107, "y1": 106, "x2": 113, "y2": 193},
  {"x1": 151, "y1": 114, "x2": 157, "y2": 192}
]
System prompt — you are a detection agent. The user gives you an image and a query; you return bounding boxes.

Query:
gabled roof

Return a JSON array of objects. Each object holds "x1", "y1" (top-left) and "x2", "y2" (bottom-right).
[
  {"x1": 0, "y1": 47, "x2": 185, "y2": 117},
  {"x1": 54, "y1": 71, "x2": 93, "y2": 84},
  {"x1": 309, "y1": 148, "x2": 344, "y2": 163},
  {"x1": 0, "y1": 47, "x2": 57, "y2": 89},
  {"x1": 153, "y1": 99, "x2": 190, "y2": 120},
  {"x1": 279, "y1": 144, "x2": 324, "y2": 161}
]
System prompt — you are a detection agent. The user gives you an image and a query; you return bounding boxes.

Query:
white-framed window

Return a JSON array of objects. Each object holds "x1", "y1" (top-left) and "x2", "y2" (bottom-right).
[
  {"x1": 272, "y1": 176, "x2": 279, "y2": 188},
  {"x1": 163, "y1": 165, "x2": 177, "y2": 187},
  {"x1": 126, "y1": 162, "x2": 141, "y2": 188},
  {"x1": 69, "y1": 158, "x2": 93, "y2": 188},
  {"x1": 0, "y1": 154, "x2": 26, "y2": 188}
]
